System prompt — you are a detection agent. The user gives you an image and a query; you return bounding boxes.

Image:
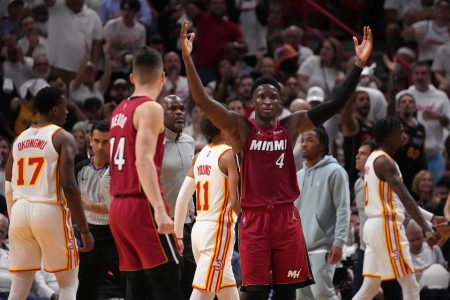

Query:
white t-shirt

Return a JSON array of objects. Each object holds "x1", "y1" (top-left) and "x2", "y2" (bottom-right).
[
  {"x1": 47, "y1": 1, "x2": 102, "y2": 72},
  {"x1": 431, "y1": 42, "x2": 450, "y2": 81},
  {"x1": 69, "y1": 80, "x2": 106, "y2": 105},
  {"x1": 103, "y1": 17, "x2": 146, "y2": 72},
  {"x1": 297, "y1": 55, "x2": 344, "y2": 98},
  {"x1": 397, "y1": 85, "x2": 450, "y2": 156},
  {"x1": 18, "y1": 36, "x2": 48, "y2": 58},
  {"x1": 357, "y1": 86, "x2": 387, "y2": 123},
  {"x1": 384, "y1": 0, "x2": 430, "y2": 19},
  {"x1": 238, "y1": 0, "x2": 267, "y2": 55},
  {"x1": 413, "y1": 20, "x2": 449, "y2": 62}
]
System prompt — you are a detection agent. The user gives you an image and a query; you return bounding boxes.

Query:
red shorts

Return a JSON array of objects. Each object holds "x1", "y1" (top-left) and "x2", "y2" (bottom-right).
[
  {"x1": 109, "y1": 196, "x2": 181, "y2": 271},
  {"x1": 239, "y1": 203, "x2": 314, "y2": 288}
]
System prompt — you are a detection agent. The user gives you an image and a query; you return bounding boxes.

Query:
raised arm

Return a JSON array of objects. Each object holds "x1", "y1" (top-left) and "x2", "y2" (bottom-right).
[
  {"x1": 55, "y1": 130, "x2": 94, "y2": 252},
  {"x1": 180, "y1": 20, "x2": 248, "y2": 140},
  {"x1": 373, "y1": 156, "x2": 433, "y2": 236},
  {"x1": 282, "y1": 26, "x2": 373, "y2": 140},
  {"x1": 340, "y1": 94, "x2": 359, "y2": 137},
  {"x1": 134, "y1": 101, "x2": 173, "y2": 234}
]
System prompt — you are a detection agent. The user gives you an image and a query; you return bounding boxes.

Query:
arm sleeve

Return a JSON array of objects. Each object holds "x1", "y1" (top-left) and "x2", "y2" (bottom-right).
[
  {"x1": 174, "y1": 176, "x2": 196, "y2": 239},
  {"x1": 307, "y1": 65, "x2": 362, "y2": 126}
]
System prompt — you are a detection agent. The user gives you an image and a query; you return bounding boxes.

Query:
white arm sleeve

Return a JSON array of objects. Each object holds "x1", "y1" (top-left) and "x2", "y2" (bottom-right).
[
  {"x1": 5, "y1": 181, "x2": 12, "y2": 217},
  {"x1": 174, "y1": 176, "x2": 195, "y2": 239}
]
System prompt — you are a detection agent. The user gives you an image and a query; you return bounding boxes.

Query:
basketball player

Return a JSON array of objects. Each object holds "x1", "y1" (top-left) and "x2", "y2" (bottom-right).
[
  {"x1": 4, "y1": 87, "x2": 94, "y2": 300},
  {"x1": 181, "y1": 21, "x2": 373, "y2": 299},
  {"x1": 174, "y1": 117, "x2": 239, "y2": 300},
  {"x1": 108, "y1": 47, "x2": 182, "y2": 299},
  {"x1": 353, "y1": 117, "x2": 438, "y2": 300}
]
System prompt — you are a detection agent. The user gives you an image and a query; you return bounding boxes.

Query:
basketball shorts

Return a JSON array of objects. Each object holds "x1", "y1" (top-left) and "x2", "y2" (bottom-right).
[
  {"x1": 363, "y1": 218, "x2": 414, "y2": 280},
  {"x1": 191, "y1": 220, "x2": 236, "y2": 293},
  {"x1": 239, "y1": 203, "x2": 314, "y2": 289},
  {"x1": 9, "y1": 199, "x2": 79, "y2": 272},
  {"x1": 109, "y1": 196, "x2": 181, "y2": 271}
]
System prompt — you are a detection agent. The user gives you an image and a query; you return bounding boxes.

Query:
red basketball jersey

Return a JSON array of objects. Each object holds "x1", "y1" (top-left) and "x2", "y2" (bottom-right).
[
  {"x1": 240, "y1": 119, "x2": 299, "y2": 208},
  {"x1": 109, "y1": 96, "x2": 165, "y2": 197}
]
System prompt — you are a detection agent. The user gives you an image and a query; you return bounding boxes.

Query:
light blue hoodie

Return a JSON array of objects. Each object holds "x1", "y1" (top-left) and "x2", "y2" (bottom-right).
[{"x1": 295, "y1": 155, "x2": 350, "y2": 251}]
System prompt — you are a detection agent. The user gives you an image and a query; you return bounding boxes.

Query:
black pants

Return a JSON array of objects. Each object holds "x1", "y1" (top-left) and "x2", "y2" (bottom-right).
[
  {"x1": 125, "y1": 262, "x2": 183, "y2": 300},
  {"x1": 76, "y1": 224, "x2": 124, "y2": 300},
  {"x1": 181, "y1": 223, "x2": 196, "y2": 300}
]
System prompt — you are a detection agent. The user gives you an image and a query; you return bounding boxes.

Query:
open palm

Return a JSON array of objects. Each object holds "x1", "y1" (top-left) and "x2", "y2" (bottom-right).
[
  {"x1": 180, "y1": 20, "x2": 195, "y2": 57},
  {"x1": 353, "y1": 26, "x2": 373, "y2": 66}
]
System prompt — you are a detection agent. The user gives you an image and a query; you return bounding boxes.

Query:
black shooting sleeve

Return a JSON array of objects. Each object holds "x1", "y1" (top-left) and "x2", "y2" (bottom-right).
[{"x1": 307, "y1": 65, "x2": 363, "y2": 126}]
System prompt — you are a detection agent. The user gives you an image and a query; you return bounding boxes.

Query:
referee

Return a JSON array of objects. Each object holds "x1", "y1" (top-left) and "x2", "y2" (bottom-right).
[{"x1": 75, "y1": 120, "x2": 123, "y2": 299}]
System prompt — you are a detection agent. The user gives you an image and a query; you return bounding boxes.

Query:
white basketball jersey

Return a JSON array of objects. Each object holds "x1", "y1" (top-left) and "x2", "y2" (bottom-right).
[
  {"x1": 193, "y1": 144, "x2": 236, "y2": 224},
  {"x1": 364, "y1": 150, "x2": 406, "y2": 223},
  {"x1": 12, "y1": 124, "x2": 62, "y2": 203}
]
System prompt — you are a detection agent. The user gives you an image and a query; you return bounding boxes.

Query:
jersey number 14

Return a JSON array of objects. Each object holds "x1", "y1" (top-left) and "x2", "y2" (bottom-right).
[{"x1": 110, "y1": 137, "x2": 126, "y2": 170}]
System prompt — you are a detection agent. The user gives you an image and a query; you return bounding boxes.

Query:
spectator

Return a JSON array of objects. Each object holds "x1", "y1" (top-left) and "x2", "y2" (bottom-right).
[
  {"x1": 0, "y1": 77, "x2": 17, "y2": 140},
  {"x1": 225, "y1": 98, "x2": 245, "y2": 116},
  {"x1": 2, "y1": 36, "x2": 35, "y2": 89},
  {"x1": 157, "y1": 1, "x2": 187, "y2": 52},
  {"x1": 236, "y1": 0, "x2": 267, "y2": 57},
  {"x1": 103, "y1": 0, "x2": 146, "y2": 76},
  {"x1": 296, "y1": 126, "x2": 350, "y2": 300},
  {"x1": 402, "y1": 0, "x2": 450, "y2": 64},
  {"x1": 183, "y1": 0, "x2": 247, "y2": 84},
  {"x1": 207, "y1": 57, "x2": 237, "y2": 102},
  {"x1": 341, "y1": 89, "x2": 373, "y2": 184},
  {"x1": 18, "y1": 16, "x2": 47, "y2": 58},
  {"x1": 0, "y1": 0, "x2": 26, "y2": 37},
  {"x1": 283, "y1": 76, "x2": 303, "y2": 108},
  {"x1": 11, "y1": 78, "x2": 48, "y2": 136},
  {"x1": 274, "y1": 44, "x2": 299, "y2": 82},
  {"x1": 412, "y1": 170, "x2": 440, "y2": 212},
  {"x1": 278, "y1": 25, "x2": 313, "y2": 67},
  {"x1": 384, "y1": 0, "x2": 435, "y2": 55},
  {"x1": 184, "y1": 105, "x2": 208, "y2": 153},
  {"x1": 431, "y1": 21, "x2": 450, "y2": 96},
  {"x1": 72, "y1": 128, "x2": 87, "y2": 156},
  {"x1": 106, "y1": 78, "x2": 132, "y2": 104},
  {"x1": 406, "y1": 220, "x2": 448, "y2": 282},
  {"x1": 434, "y1": 175, "x2": 450, "y2": 216},
  {"x1": 234, "y1": 74, "x2": 253, "y2": 117},
  {"x1": 161, "y1": 51, "x2": 189, "y2": 103},
  {"x1": 83, "y1": 97, "x2": 103, "y2": 120},
  {"x1": 69, "y1": 44, "x2": 111, "y2": 105},
  {"x1": 396, "y1": 62, "x2": 450, "y2": 182},
  {"x1": 32, "y1": 54, "x2": 50, "y2": 80},
  {"x1": 357, "y1": 64, "x2": 388, "y2": 124},
  {"x1": 297, "y1": 37, "x2": 345, "y2": 98},
  {"x1": 394, "y1": 93, "x2": 427, "y2": 190},
  {"x1": 45, "y1": 0, "x2": 103, "y2": 84},
  {"x1": 99, "y1": 0, "x2": 152, "y2": 28}
]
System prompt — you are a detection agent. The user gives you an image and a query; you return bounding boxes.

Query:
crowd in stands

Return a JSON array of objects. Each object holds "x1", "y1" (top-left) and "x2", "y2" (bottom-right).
[{"x1": 1, "y1": 0, "x2": 450, "y2": 299}]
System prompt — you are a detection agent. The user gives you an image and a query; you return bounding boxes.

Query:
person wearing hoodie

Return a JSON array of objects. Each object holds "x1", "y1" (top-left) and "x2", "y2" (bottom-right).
[{"x1": 295, "y1": 126, "x2": 350, "y2": 300}]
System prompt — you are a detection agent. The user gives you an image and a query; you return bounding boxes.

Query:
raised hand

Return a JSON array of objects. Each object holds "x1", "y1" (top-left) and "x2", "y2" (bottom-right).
[
  {"x1": 353, "y1": 26, "x2": 373, "y2": 68},
  {"x1": 180, "y1": 20, "x2": 195, "y2": 58}
]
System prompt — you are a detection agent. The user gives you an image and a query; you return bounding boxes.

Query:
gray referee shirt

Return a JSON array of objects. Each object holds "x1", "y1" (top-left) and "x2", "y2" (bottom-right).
[
  {"x1": 76, "y1": 159, "x2": 109, "y2": 225},
  {"x1": 161, "y1": 128, "x2": 195, "y2": 222}
]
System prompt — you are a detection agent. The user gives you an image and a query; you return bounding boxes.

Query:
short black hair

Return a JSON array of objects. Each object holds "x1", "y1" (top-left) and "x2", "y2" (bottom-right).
[
  {"x1": 200, "y1": 116, "x2": 221, "y2": 143},
  {"x1": 313, "y1": 126, "x2": 329, "y2": 156},
  {"x1": 90, "y1": 120, "x2": 110, "y2": 135},
  {"x1": 361, "y1": 139, "x2": 378, "y2": 151},
  {"x1": 373, "y1": 116, "x2": 402, "y2": 145},
  {"x1": 83, "y1": 97, "x2": 102, "y2": 113},
  {"x1": 120, "y1": 0, "x2": 140, "y2": 12},
  {"x1": 34, "y1": 87, "x2": 63, "y2": 114},
  {"x1": 250, "y1": 77, "x2": 281, "y2": 97},
  {"x1": 436, "y1": 175, "x2": 450, "y2": 189},
  {"x1": 132, "y1": 47, "x2": 163, "y2": 81}
]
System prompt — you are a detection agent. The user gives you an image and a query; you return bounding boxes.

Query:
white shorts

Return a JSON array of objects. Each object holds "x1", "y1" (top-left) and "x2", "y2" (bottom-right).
[
  {"x1": 9, "y1": 199, "x2": 79, "y2": 273},
  {"x1": 363, "y1": 218, "x2": 414, "y2": 280},
  {"x1": 191, "y1": 220, "x2": 236, "y2": 293}
]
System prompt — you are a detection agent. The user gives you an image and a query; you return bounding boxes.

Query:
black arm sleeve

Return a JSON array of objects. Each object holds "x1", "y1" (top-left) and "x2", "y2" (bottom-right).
[{"x1": 307, "y1": 65, "x2": 363, "y2": 126}]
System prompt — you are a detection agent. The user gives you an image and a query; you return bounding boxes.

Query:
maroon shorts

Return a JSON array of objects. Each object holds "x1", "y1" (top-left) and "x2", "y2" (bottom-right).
[
  {"x1": 109, "y1": 196, "x2": 181, "y2": 271},
  {"x1": 239, "y1": 203, "x2": 314, "y2": 289}
]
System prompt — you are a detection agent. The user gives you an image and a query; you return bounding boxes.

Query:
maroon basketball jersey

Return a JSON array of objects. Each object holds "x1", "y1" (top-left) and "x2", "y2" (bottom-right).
[
  {"x1": 240, "y1": 119, "x2": 299, "y2": 208},
  {"x1": 109, "y1": 96, "x2": 165, "y2": 197}
]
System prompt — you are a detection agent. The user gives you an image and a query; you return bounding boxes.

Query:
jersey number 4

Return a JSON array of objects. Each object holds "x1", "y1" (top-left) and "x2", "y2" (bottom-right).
[
  {"x1": 16, "y1": 157, "x2": 45, "y2": 186},
  {"x1": 110, "y1": 137, "x2": 126, "y2": 171},
  {"x1": 196, "y1": 181, "x2": 210, "y2": 212}
]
